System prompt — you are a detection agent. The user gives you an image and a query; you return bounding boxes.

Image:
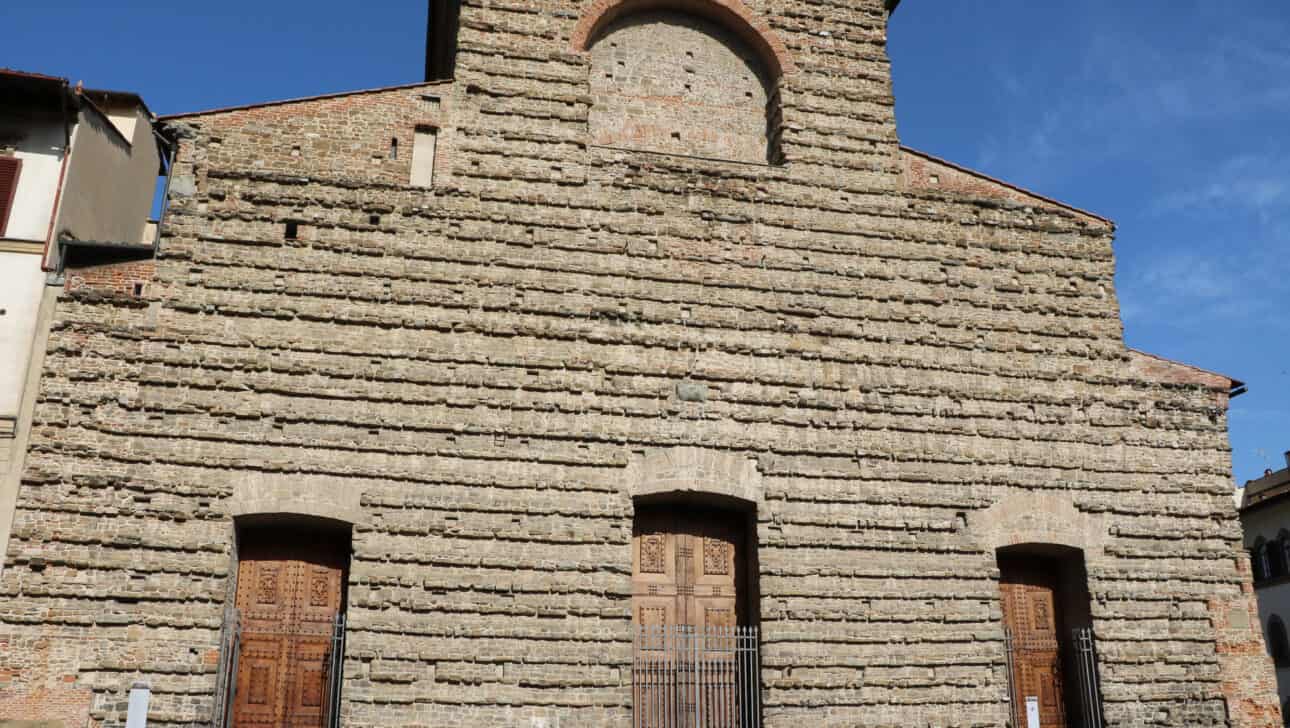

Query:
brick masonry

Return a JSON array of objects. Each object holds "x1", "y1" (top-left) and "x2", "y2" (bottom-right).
[{"x1": 0, "y1": 0, "x2": 1280, "y2": 726}]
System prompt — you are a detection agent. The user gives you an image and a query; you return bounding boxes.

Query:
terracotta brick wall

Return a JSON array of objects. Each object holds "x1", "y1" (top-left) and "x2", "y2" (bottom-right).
[{"x1": 64, "y1": 258, "x2": 156, "y2": 298}]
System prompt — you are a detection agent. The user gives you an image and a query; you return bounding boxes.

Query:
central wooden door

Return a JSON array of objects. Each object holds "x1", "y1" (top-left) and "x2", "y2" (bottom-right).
[
  {"x1": 632, "y1": 506, "x2": 747, "y2": 726},
  {"x1": 632, "y1": 506, "x2": 744, "y2": 631},
  {"x1": 1000, "y1": 560, "x2": 1068, "y2": 728},
  {"x1": 233, "y1": 530, "x2": 348, "y2": 728}
]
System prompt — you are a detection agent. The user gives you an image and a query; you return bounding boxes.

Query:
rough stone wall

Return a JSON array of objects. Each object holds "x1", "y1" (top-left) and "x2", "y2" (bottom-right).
[{"x1": 0, "y1": 0, "x2": 1280, "y2": 727}]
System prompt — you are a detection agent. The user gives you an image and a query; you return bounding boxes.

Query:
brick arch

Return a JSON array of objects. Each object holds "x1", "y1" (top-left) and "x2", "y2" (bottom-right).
[
  {"x1": 570, "y1": 0, "x2": 797, "y2": 77},
  {"x1": 970, "y1": 492, "x2": 1108, "y2": 564},
  {"x1": 226, "y1": 472, "x2": 367, "y2": 526},
  {"x1": 625, "y1": 446, "x2": 764, "y2": 505}
]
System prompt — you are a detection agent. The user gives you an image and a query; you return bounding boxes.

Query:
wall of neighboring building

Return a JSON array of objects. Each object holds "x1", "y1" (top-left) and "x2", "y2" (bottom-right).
[
  {"x1": 0, "y1": 109, "x2": 65, "y2": 242},
  {"x1": 0, "y1": 253, "x2": 45, "y2": 416},
  {"x1": 0, "y1": 1, "x2": 1279, "y2": 727},
  {"x1": 1243, "y1": 502, "x2": 1290, "y2": 707},
  {"x1": 54, "y1": 103, "x2": 157, "y2": 246}
]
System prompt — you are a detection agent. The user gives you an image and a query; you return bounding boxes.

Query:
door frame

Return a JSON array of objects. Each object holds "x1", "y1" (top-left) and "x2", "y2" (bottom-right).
[
  {"x1": 631, "y1": 492, "x2": 760, "y2": 631},
  {"x1": 996, "y1": 544, "x2": 1095, "y2": 728},
  {"x1": 223, "y1": 516, "x2": 353, "y2": 728}
]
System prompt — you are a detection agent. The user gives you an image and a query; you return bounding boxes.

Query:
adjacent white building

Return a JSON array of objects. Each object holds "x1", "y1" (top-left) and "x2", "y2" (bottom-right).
[
  {"x1": 1238, "y1": 451, "x2": 1290, "y2": 724},
  {"x1": 0, "y1": 69, "x2": 168, "y2": 573}
]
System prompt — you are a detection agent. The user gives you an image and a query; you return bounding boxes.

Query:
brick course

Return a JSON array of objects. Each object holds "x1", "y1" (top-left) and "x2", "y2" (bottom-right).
[{"x1": 0, "y1": 1, "x2": 1279, "y2": 727}]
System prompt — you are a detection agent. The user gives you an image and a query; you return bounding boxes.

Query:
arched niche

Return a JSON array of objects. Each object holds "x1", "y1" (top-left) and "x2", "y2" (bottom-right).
[{"x1": 581, "y1": 3, "x2": 786, "y2": 164}]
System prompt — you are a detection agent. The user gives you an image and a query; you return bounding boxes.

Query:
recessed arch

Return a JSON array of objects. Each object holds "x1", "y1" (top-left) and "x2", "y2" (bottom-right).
[
  {"x1": 571, "y1": 0, "x2": 795, "y2": 78},
  {"x1": 583, "y1": 6, "x2": 783, "y2": 163}
]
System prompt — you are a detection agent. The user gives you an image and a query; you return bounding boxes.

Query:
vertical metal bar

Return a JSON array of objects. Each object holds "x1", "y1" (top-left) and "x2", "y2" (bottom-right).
[
  {"x1": 754, "y1": 626, "x2": 762, "y2": 728},
  {"x1": 669, "y1": 626, "x2": 675, "y2": 728},
  {"x1": 223, "y1": 614, "x2": 240, "y2": 728},
  {"x1": 1087, "y1": 628, "x2": 1105, "y2": 728},
  {"x1": 696, "y1": 624, "x2": 706, "y2": 728},
  {"x1": 729, "y1": 626, "x2": 736, "y2": 728},
  {"x1": 1088, "y1": 631, "x2": 1098, "y2": 728},
  {"x1": 654, "y1": 625, "x2": 659, "y2": 728},
  {"x1": 726, "y1": 626, "x2": 733, "y2": 728},
  {"x1": 633, "y1": 626, "x2": 638, "y2": 728},
  {"x1": 743, "y1": 625, "x2": 749, "y2": 728},
  {"x1": 648, "y1": 632, "x2": 655, "y2": 728},
  {"x1": 717, "y1": 626, "x2": 724, "y2": 728},
  {"x1": 326, "y1": 612, "x2": 346, "y2": 728},
  {"x1": 1002, "y1": 628, "x2": 1016, "y2": 728},
  {"x1": 749, "y1": 626, "x2": 755, "y2": 728},
  {"x1": 719, "y1": 625, "x2": 725, "y2": 728},
  {"x1": 728, "y1": 626, "x2": 734, "y2": 728},
  {"x1": 665, "y1": 622, "x2": 675, "y2": 728},
  {"x1": 748, "y1": 624, "x2": 753, "y2": 728},
  {"x1": 646, "y1": 626, "x2": 653, "y2": 728},
  {"x1": 1078, "y1": 629, "x2": 1090, "y2": 728},
  {"x1": 743, "y1": 624, "x2": 753, "y2": 728}
]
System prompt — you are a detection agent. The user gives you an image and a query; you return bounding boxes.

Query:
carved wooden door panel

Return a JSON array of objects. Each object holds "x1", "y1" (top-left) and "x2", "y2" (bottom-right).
[
  {"x1": 234, "y1": 533, "x2": 347, "y2": 728},
  {"x1": 1001, "y1": 563, "x2": 1068, "y2": 728}
]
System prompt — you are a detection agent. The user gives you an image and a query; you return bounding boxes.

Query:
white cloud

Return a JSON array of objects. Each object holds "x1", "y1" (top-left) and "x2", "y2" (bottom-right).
[{"x1": 1153, "y1": 153, "x2": 1290, "y2": 217}]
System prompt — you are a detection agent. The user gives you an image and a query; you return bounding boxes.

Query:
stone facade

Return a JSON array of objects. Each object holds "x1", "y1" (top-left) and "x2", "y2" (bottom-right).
[{"x1": 0, "y1": 0, "x2": 1280, "y2": 727}]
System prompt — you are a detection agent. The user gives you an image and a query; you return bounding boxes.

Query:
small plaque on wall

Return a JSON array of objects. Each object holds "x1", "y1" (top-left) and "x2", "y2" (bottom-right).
[{"x1": 1025, "y1": 696, "x2": 1040, "y2": 728}]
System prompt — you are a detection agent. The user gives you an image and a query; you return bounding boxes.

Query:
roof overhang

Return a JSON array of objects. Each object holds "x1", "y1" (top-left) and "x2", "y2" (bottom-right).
[
  {"x1": 0, "y1": 68, "x2": 69, "y2": 113},
  {"x1": 1241, "y1": 469, "x2": 1290, "y2": 513}
]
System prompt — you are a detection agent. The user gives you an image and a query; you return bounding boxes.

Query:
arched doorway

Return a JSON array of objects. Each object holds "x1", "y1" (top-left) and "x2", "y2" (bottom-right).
[
  {"x1": 631, "y1": 499, "x2": 760, "y2": 726},
  {"x1": 223, "y1": 519, "x2": 351, "y2": 728},
  {"x1": 997, "y1": 545, "x2": 1101, "y2": 728}
]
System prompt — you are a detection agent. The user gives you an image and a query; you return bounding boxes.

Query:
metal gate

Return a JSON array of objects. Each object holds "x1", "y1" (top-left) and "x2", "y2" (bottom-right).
[
  {"x1": 632, "y1": 625, "x2": 761, "y2": 728},
  {"x1": 1004, "y1": 627, "x2": 1104, "y2": 728},
  {"x1": 212, "y1": 608, "x2": 347, "y2": 728},
  {"x1": 212, "y1": 607, "x2": 241, "y2": 728},
  {"x1": 1069, "y1": 628, "x2": 1105, "y2": 728}
]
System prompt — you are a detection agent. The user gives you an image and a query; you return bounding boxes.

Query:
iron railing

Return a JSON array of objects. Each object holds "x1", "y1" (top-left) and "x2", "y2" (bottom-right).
[
  {"x1": 1070, "y1": 628, "x2": 1105, "y2": 728},
  {"x1": 632, "y1": 625, "x2": 761, "y2": 728},
  {"x1": 1003, "y1": 627, "x2": 1105, "y2": 728},
  {"x1": 212, "y1": 607, "x2": 241, "y2": 728},
  {"x1": 322, "y1": 613, "x2": 347, "y2": 728},
  {"x1": 212, "y1": 609, "x2": 346, "y2": 728}
]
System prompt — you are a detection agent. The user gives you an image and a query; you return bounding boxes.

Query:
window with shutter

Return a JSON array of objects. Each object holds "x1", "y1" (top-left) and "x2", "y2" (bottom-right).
[{"x1": 0, "y1": 157, "x2": 21, "y2": 238}]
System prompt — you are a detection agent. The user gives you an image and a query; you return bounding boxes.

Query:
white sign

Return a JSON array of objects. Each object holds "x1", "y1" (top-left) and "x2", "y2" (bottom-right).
[
  {"x1": 126, "y1": 681, "x2": 151, "y2": 728},
  {"x1": 1025, "y1": 696, "x2": 1040, "y2": 728}
]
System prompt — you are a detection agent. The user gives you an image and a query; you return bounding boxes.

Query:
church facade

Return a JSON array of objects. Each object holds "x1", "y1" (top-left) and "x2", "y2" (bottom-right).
[{"x1": 0, "y1": 1, "x2": 1279, "y2": 727}]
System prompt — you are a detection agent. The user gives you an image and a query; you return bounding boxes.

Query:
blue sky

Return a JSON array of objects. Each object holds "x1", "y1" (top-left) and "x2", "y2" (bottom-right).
[{"x1": 5, "y1": 1, "x2": 1286, "y2": 484}]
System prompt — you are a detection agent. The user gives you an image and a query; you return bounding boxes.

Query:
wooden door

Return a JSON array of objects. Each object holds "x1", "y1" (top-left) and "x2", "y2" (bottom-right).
[
  {"x1": 1001, "y1": 560, "x2": 1068, "y2": 728},
  {"x1": 233, "y1": 530, "x2": 348, "y2": 728},
  {"x1": 632, "y1": 507, "x2": 744, "y2": 726},
  {"x1": 632, "y1": 507, "x2": 743, "y2": 630}
]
